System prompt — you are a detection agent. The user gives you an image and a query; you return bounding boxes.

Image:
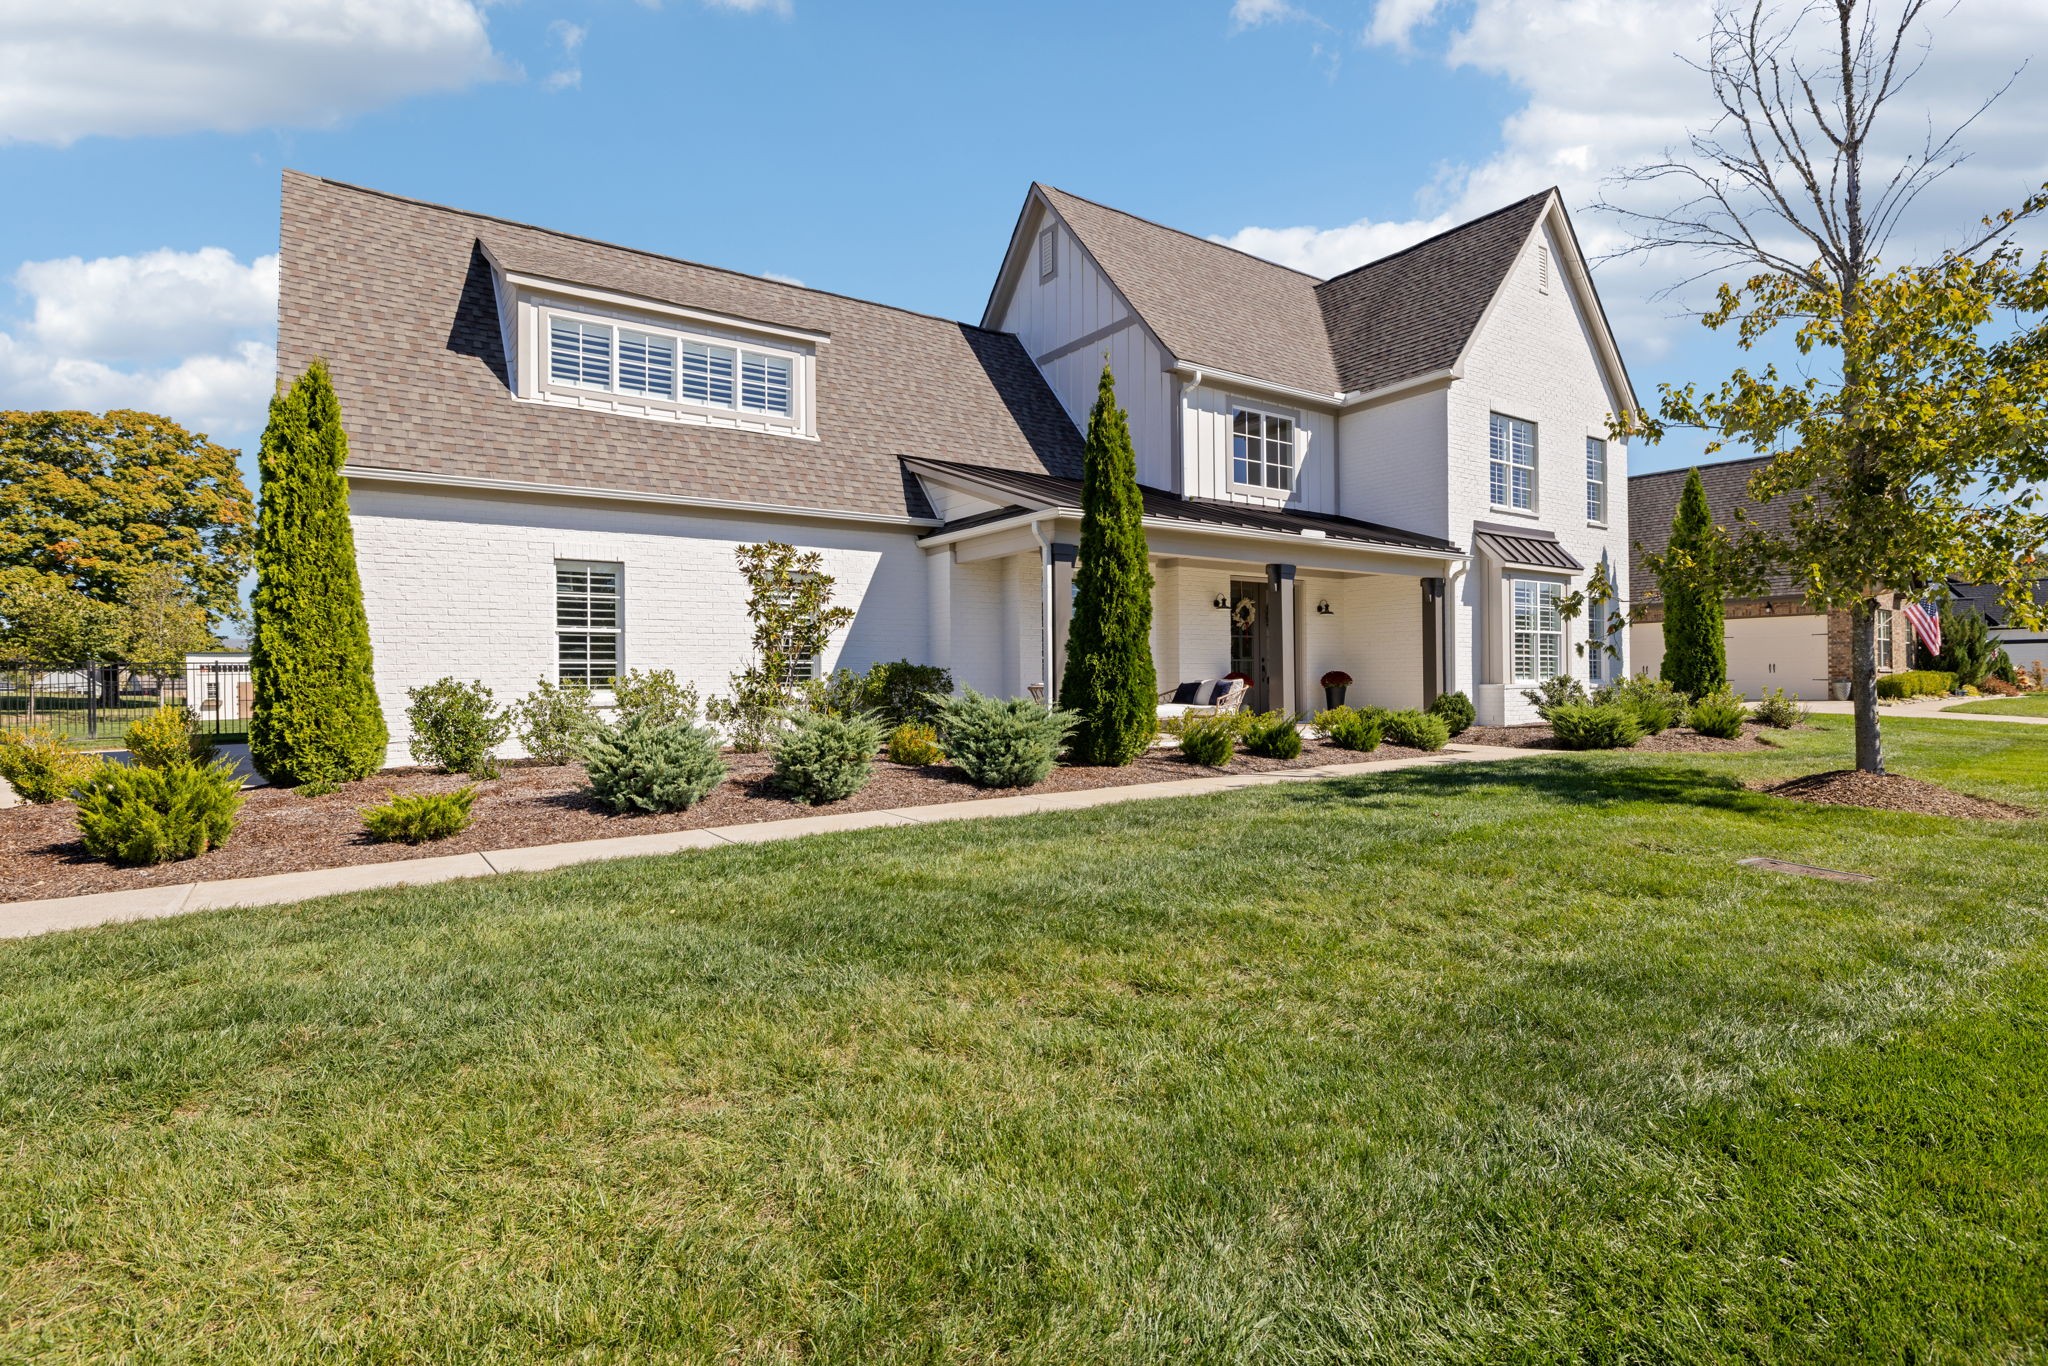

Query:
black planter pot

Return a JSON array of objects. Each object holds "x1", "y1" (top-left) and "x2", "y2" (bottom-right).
[{"x1": 1323, "y1": 684, "x2": 1348, "y2": 710}]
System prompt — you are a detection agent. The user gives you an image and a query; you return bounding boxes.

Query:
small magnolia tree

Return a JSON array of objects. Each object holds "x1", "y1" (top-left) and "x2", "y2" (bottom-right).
[
  {"x1": 707, "y1": 542, "x2": 853, "y2": 750},
  {"x1": 1059, "y1": 365, "x2": 1156, "y2": 765},
  {"x1": 249, "y1": 362, "x2": 389, "y2": 787},
  {"x1": 1655, "y1": 469, "x2": 1729, "y2": 697}
]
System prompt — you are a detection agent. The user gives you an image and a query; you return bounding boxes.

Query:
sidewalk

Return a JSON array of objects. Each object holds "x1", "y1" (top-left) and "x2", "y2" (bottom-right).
[
  {"x1": 0, "y1": 743, "x2": 1536, "y2": 940},
  {"x1": 1803, "y1": 696, "x2": 2048, "y2": 726}
]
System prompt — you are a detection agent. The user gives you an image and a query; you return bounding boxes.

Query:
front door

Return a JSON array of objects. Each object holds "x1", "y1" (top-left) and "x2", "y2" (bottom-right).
[{"x1": 1228, "y1": 578, "x2": 1276, "y2": 712}]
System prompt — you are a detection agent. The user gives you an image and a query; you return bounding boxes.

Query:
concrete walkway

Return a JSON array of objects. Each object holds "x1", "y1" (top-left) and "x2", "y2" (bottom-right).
[
  {"x1": 1804, "y1": 696, "x2": 2048, "y2": 726},
  {"x1": 0, "y1": 744, "x2": 1535, "y2": 940}
]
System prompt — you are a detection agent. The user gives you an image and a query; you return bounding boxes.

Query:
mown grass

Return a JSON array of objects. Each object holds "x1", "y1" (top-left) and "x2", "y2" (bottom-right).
[
  {"x1": 1946, "y1": 693, "x2": 2048, "y2": 717},
  {"x1": 1, "y1": 717, "x2": 2045, "y2": 1362}
]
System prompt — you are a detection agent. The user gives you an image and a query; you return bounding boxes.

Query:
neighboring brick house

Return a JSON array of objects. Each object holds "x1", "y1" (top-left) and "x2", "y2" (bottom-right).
[
  {"x1": 277, "y1": 173, "x2": 1639, "y2": 763},
  {"x1": 1628, "y1": 454, "x2": 1915, "y2": 699}
]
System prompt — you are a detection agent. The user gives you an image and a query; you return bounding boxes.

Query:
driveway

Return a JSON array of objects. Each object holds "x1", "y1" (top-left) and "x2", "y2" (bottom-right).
[{"x1": 1803, "y1": 696, "x2": 2048, "y2": 726}]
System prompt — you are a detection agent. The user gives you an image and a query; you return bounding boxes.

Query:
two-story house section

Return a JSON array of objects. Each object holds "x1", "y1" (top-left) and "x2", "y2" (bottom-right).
[
  {"x1": 276, "y1": 172, "x2": 1635, "y2": 765},
  {"x1": 976, "y1": 185, "x2": 1637, "y2": 725}
]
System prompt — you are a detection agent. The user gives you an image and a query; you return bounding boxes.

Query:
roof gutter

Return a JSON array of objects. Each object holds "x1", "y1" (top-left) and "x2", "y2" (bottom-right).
[
  {"x1": 1173, "y1": 364, "x2": 1344, "y2": 409},
  {"x1": 1337, "y1": 367, "x2": 1460, "y2": 408},
  {"x1": 918, "y1": 501, "x2": 1464, "y2": 564}
]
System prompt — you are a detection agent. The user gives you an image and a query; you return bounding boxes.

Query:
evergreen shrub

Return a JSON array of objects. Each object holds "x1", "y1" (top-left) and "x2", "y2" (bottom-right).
[
  {"x1": 772, "y1": 710, "x2": 884, "y2": 804},
  {"x1": 1687, "y1": 688, "x2": 1748, "y2": 738},
  {"x1": 75, "y1": 758, "x2": 244, "y2": 865},
  {"x1": 1241, "y1": 710, "x2": 1302, "y2": 759},
  {"x1": 1429, "y1": 690, "x2": 1475, "y2": 736},
  {"x1": 0, "y1": 728, "x2": 101, "y2": 804},
  {"x1": 1547, "y1": 702, "x2": 1643, "y2": 750},
  {"x1": 1178, "y1": 715, "x2": 1236, "y2": 767},
  {"x1": 405, "y1": 678, "x2": 510, "y2": 777},
  {"x1": 1383, "y1": 709, "x2": 1450, "y2": 751},
  {"x1": 582, "y1": 713, "x2": 727, "y2": 814},
  {"x1": 931, "y1": 689, "x2": 1076, "y2": 789},
  {"x1": 362, "y1": 786, "x2": 477, "y2": 844}
]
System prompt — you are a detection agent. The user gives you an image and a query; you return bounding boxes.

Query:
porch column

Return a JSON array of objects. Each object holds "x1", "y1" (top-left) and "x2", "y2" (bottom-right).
[
  {"x1": 925, "y1": 548, "x2": 953, "y2": 679},
  {"x1": 1421, "y1": 577, "x2": 1444, "y2": 706},
  {"x1": 1267, "y1": 563, "x2": 1297, "y2": 717},
  {"x1": 1049, "y1": 542, "x2": 1078, "y2": 701}
]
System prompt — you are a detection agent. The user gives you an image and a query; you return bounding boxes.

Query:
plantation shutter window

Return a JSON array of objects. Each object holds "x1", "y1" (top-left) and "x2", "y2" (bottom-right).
[
  {"x1": 557, "y1": 561, "x2": 622, "y2": 687},
  {"x1": 681, "y1": 341, "x2": 738, "y2": 408},
  {"x1": 549, "y1": 317, "x2": 613, "y2": 390},
  {"x1": 1512, "y1": 580, "x2": 1562, "y2": 684},
  {"x1": 1490, "y1": 413, "x2": 1537, "y2": 511},
  {"x1": 1585, "y1": 437, "x2": 1607, "y2": 522},
  {"x1": 740, "y1": 352, "x2": 793, "y2": 417},
  {"x1": 617, "y1": 330, "x2": 676, "y2": 400},
  {"x1": 1231, "y1": 406, "x2": 1296, "y2": 492}
]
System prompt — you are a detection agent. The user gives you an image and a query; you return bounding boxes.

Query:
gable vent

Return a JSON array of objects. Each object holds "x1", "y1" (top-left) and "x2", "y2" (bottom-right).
[
  {"x1": 1038, "y1": 225, "x2": 1058, "y2": 281},
  {"x1": 1536, "y1": 244, "x2": 1550, "y2": 294}
]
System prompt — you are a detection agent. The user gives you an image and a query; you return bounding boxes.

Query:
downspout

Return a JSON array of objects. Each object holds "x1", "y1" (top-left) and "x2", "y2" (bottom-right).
[{"x1": 1030, "y1": 518, "x2": 1055, "y2": 704}]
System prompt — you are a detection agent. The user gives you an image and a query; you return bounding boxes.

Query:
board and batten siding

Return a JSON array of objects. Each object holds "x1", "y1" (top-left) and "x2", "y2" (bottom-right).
[
  {"x1": 1178, "y1": 384, "x2": 1338, "y2": 514},
  {"x1": 996, "y1": 206, "x2": 1177, "y2": 491},
  {"x1": 349, "y1": 484, "x2": 930, "y2": 766}
]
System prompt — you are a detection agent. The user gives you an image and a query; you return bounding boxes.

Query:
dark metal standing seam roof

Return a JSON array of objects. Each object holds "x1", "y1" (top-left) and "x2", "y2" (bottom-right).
[
  {"x1": 1473, "y1": 530, "x2": 1584, "y2": 572},
  {"x1": 906, "y1": 457, "x2": 1462, "y2": 556}
]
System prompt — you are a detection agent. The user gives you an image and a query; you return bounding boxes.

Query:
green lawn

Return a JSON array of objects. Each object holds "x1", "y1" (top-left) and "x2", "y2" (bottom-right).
[
  {"x1": 1946, "y1": 693, "x2": 2048, "y2": 717},
  {"x1": 3, "y1": 718, "x2": 2046, "y2": 1362}
]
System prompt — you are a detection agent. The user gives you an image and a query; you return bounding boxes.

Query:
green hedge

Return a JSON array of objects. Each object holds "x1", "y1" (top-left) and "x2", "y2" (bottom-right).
[{"x1": 1875, "y1": 669, "x2": 1957, "y2": 700}]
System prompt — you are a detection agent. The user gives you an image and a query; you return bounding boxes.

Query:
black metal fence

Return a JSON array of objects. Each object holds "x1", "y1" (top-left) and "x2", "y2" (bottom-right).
[{"x1": 0, "y1": 660, "x2": 253, "y2": 745}]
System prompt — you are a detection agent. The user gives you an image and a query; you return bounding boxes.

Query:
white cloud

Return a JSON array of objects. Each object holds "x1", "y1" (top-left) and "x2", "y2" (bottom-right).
[
  {"x1": 760, "y1": 272, "x2": 806, "y2": 287},
  {"x1": 0, "y1": 248, "x2": 277, "y2": 443},
  {"x1": 543, "y1": 18, "x2": 585, "y2": 92},
  {"x1": 701, "y1": 0, "x2": 791, "y2": 14},
  {"x1": 1232, "y1": 0, "x2": 1312, "y2": 27},
  {"x1": 0, "y1": 0, "x2": 507, "y2": 146},
  {"x1": 1217, "y1": 0, "x2": 2048, "y2": 360}
]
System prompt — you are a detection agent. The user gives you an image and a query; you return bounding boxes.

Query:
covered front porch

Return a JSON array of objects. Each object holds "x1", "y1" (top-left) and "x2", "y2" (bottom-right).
[{"x1": 908, "y1": 458, "x2": 1466, "y2": 718}]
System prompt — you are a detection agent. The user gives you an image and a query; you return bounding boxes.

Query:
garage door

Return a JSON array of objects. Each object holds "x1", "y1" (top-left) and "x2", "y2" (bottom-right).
[{"x1": 1726, "y1": 614, "x2": 1827, "y2": 700}]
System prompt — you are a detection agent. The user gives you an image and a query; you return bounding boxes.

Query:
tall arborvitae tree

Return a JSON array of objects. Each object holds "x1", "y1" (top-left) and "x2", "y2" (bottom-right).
[
  {"x1": 1059, "y1": 365, "x2": 1156, "y2": 765},
  {"x1": 1657, "y1": 468, "x2": 1727, "y2": 697},
  {"x1": 249, "y1": 362, "x2": 388, "y2": 786}
]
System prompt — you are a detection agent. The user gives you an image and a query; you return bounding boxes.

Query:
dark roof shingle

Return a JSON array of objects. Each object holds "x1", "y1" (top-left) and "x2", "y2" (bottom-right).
[
  {"x1": 1627, "y1": 455, "x2": 1800, "y2": 598},
  {"x1": 277, "y1": 172, "x2": 1084, "y2": 521}
]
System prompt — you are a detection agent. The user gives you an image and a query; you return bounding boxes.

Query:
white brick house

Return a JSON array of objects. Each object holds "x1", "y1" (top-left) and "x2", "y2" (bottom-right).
[{"x1": 276, "y1": 173, "x2": 1637, "y2": 761}]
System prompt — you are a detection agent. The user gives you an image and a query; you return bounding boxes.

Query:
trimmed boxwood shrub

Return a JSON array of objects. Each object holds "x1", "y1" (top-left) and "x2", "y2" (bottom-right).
[
  {"x1": 1547, "y1": 702, "x2": 1643, "y2": 750},
  {"x1": 1688, "y1": 688, "x2": 1748, "y2": 739},
  {"x1": 1429, "y1": 690, "x2": 1475, "y2": 736},
  {"x1": 772, "y1": 710, "x2": 884, "y2": 804},
  {"x1": 363, "y1": 786, "x2": 477, "y2": 843},
  {"x1": 406, "y1": 678, "x2": 510, "y2": 777},
  {"x1": 1875, "y1": 669, "x2": 1957, "y2": 699},
  {"x1": 1241, "y1": 710, "x2": 1302, "y2": 759},
  {"x1": 75, "y1": 758, "x2": 245, "y2": 866},
  {"x1": 1315, "y1": 705, "x2": 1384, "y2": 753},
  {"x1": 0, "y1": 727, "x2": 103, "y2": 804},
  {"x1": 932, "y1": 688, "x2": 1077, "y2": 789},
  {"x1": 582, "y1": 712, "x2": 727, "y2": 814},
  {"x1": 1178, "y1": 714, "x2": 1236, "y2": 767},
  {"x1": 1383, "y1": 709, "x2": 1450, "y2": 752}
]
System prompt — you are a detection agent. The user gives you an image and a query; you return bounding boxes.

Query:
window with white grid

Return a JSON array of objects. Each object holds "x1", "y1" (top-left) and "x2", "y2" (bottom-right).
[
  {"x1": 556, "y1": 562, "x2": 621, "y2": 687},
  {"x1": 740, "y1": 352, "x2": 792, "y2": 417},
  {"x1": 681, "y1": 340, "x2": 736, "y2": 408},
  {"x1": 1512, "y1": 579, "x2": 1562, "y2": 684},
  {"x1": 617, "y1": 330, "x2": 675, "y2": 400},
  {"x1": 538, "y1": 306, "x2": 804, "y2": 426},
  {"x1": 1231, "y1": 405, "x2": 1295, "y2": 492},
  {"x1": 1585, "y1": 437, "x2": 1607, "y2": 522},
  {"x1": 1491, "y1": 413, "x2": 1537, "y2": 511},
  {"x1": 549, "y1": 317, "x2": 613, "y2": 390}
]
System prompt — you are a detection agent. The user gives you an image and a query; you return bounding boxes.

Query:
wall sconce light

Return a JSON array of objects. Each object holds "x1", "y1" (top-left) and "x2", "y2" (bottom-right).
[
  {"x1": 1762, "y1": 600, "x2": 1775, "y2": 614},
  {"x1": 1213, "y1": 593, "x2": 1230, "y2": 609},
  {"x1": 1315, "y1": 600, "x2": 1334, "y2": 615}
]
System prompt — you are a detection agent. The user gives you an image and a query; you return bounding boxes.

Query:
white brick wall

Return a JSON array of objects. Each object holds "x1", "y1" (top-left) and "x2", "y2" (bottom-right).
[{"x1": 350, "y1": 485, "x2": 930, "y2": 766}]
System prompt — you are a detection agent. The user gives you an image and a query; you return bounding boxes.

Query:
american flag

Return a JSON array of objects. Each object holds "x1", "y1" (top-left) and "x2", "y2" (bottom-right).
[{"x1": 1903, "y1": 601, "x2": 1942, "y2": 654}]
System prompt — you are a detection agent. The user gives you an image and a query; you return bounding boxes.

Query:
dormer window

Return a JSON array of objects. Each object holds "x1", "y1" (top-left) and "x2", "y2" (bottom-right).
[
  {"x1": 538, "y1": 303, "x2": 804, "y2": 427},
  {"x1": 1231, "y1": 404, "x2": 1295, "y2": 493}
]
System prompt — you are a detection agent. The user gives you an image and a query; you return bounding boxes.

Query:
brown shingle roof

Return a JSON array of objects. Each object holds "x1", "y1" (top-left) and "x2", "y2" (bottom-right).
[
  {"x1": 1628, "y1": 455, "x2": 1801, "y2": 599},
  {"x1": 276, "y1": 172, "x2": 1084, "y2": 521},
  {"x1": 1036, "y1": 185, "x2": 1342, "y2": 396},
  {"x1": 1314, "y1": 191, "x2": 1552, "y2": 393}
]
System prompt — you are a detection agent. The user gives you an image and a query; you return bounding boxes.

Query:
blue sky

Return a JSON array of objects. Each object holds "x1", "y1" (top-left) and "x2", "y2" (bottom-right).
[{"x1": 3, "y1": 0, "x2": 2043, "y2": 487}]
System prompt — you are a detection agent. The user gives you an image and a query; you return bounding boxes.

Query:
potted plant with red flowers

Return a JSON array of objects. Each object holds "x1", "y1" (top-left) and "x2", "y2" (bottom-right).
[{"x1": 1320, "y1": 670, "x2": 1352, "y2": 710}]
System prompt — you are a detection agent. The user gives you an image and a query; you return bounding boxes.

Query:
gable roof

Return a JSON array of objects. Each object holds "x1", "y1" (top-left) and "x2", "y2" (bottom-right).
[
  {"x1": 1628, "y1": 455, "x2": 1801, "y2": 598},
  {"x1": 1031, "y1": 184, "x2": 1341, "y2": 396},
  {"x1": 1946, "y1": 578, "x2": 2048, "y2": 631},
  {"x1": 1000, "y1": 184, "x2": 1574, "y2": 403},
  {"x1": 1314, "y1": 191, "x2": 1553, "y2": 394},
  {"x1": 276, "y1": 172, "x2": 1084, "y2": 522},
  {"x1": 905, "y1": 456, "x2": 1461, "y2": 556}
]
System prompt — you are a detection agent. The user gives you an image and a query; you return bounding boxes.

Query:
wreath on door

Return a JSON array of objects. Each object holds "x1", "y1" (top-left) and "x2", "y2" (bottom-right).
[{"x1": 1232, "y1": 596, "x2": 1259, "y2": 628}]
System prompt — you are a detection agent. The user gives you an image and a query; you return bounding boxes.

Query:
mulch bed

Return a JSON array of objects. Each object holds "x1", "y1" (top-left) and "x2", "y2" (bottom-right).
[
  {"x1": 1748, "y1": 769, "x2": 2034, "y2": 821},
  {"x1": 1, "y1": 737, "x2": 1438, "y2": 902},
  {"x1": 1461, "y1": 722, "x2": 1782, "y2": 752}
]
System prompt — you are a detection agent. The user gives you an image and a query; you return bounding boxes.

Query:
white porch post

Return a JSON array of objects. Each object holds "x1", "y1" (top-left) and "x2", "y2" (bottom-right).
[
  {"x1": 1267, "y1": 563, "x2": 1297, "y2": 717},
  {"x1": 925, "y1": 547, "x2": 953, "y2": 680}
]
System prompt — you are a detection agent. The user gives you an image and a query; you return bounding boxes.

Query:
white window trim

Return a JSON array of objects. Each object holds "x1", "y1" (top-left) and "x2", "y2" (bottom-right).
[
  {"x1": 556, "y1": 559, "x2": 623, "y2": 691},
  {"x1": 1228, "y1": 400, "x2": 1299, "y2": 497},
  {"x1": 1510, "y1": 578, "x2": 1564, "y2": 684},
  {"x1": 1489, "y1": 412, "x2": 1539, "y2": 515},
  {"x1": 529, "y1": 297, "x2": 813, "y2": 438},
  {"x1": 1585, "y1": 435, "x2": 1608, "y2": 527}
]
